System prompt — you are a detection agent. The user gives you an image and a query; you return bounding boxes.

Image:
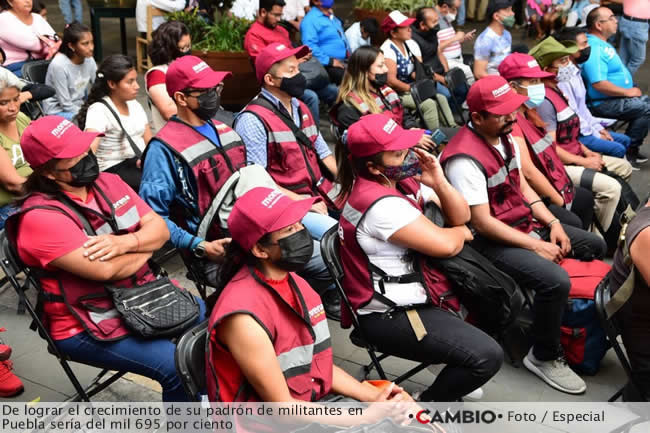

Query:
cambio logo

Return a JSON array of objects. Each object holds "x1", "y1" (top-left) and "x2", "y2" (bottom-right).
[{"x1": 413, "y1": 409, "x2": 498, "y2": 424}]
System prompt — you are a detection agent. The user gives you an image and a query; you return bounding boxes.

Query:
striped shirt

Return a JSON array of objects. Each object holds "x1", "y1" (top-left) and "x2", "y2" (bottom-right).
[{"x1": 437, "y1": 16, "x2": 462, "y2": 61}]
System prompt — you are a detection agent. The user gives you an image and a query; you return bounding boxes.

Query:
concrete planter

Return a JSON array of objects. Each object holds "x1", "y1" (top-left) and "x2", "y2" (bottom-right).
[{"x1": 192, "y1": 50, "x2": 259, "y2": 110}]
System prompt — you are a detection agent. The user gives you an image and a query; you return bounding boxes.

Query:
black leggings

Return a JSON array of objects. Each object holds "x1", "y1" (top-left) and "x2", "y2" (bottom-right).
[{"x1": 358, "y1": 306, "x2": 503, "y2": 402}]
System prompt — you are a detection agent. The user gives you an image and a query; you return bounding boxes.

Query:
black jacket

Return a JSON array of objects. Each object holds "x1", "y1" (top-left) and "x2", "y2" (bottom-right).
[{"x1": 410, "y1": 24, "x2": 445, "y2": 75}]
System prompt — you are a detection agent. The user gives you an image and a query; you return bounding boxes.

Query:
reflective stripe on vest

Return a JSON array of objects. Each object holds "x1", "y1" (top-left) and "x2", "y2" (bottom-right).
[
  {"x1": 96, "y1": 206, "x2": 140, "y2": 235},
  {"x1": 180, "y1": 139, "x2": 216, "y2": 164},
  {"x1": 342, "y1": 201, "x2": 363, "y2": 227},
  {"x1": 531, "y1": 133, "x2": 554, "y2": 155},
  {"x1": 487, "y1": 157, "x2": 519, "y2": 188},
  {"x1": 278, "y1": 319, "x2": 331, "y2": 378},
  {"x1": 557, "y1": 106, "x2": 574, "y2": 122}
]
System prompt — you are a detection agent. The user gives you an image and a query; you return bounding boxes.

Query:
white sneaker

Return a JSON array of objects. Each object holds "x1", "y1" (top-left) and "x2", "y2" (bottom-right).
[
  {"x1": 426, "y1": 366, "x2": 484, "y2": 400},
  {"x1": 523, "y1": 348, "x2": 587, "y2": 394}
]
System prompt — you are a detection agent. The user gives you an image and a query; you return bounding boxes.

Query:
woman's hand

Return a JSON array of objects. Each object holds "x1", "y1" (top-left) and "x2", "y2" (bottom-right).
[
  {"x1": 414, "y1": 148, "x2": 447, "y2": 190},
  {"x1": 83, "y1": 234, "x2": 135, "y2": 261},
  {"x1": 362, "y1": 383, "x2": 410, "y2": 426},
  {"x1": 416, "y1": 134, "x2": 436, "y2": 153}
]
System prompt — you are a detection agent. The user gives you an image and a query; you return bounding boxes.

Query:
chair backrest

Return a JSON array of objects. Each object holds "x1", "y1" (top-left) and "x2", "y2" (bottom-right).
[
  {"x1": 146, "y1": 6, "x2": 166, "y2": 39},
  {"x1": 594, "y1": 275, "x2": 648, "y2": 400},
  {"x1": 175, "y1": 320, "x2": 209, "y2": 401},
  {"x1": 21, "y1": 60, "x2": 51, "y2": 84}
]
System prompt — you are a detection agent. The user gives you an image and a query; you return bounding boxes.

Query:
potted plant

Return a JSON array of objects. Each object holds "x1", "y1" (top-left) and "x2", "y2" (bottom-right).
[{"x1": 167, "y1": 9, "x2": 257, "y2": 109}]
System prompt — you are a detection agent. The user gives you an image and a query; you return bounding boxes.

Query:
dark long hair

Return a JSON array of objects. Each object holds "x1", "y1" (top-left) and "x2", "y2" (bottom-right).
[
  {"x1": 205, "y1": 233, "x2": 273, "y2": 312},
  {"x1": 16, "y1": 159, "x2": 62, "y2": 204},
  {"x1": 149, "y1": 21, "x2": 189, "y2": 66},
  {"x1": 335, "y1": 142, "x2": 384, "y2": 205},
  {"x1": 75, "y1": 55, "x2": 135, "y2": 129},
  {"x1": 60, "y1": 21, "x2": 91, "y2": 59}
]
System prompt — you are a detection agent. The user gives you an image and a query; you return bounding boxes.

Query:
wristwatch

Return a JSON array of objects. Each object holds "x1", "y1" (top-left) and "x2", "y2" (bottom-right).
[{"x1": 193, "y1": 241, "x2": 206, "y2": 259}]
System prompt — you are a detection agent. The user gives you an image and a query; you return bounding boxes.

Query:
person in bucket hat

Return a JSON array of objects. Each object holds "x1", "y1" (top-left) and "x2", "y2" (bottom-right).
[
  {"x1": 530, "y1": 36, "x2": 635, "y2": 162},
  {"x1": 9, "y1": 115, "x2": 206, "y2": 402},
  {"x1": 441, "y1": 75, "x2": 606, "y2": 396}
]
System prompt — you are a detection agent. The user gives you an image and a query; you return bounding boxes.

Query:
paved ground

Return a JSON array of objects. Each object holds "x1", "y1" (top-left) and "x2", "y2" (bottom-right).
[{"x1": 1, "y1": 0, "x2": 649, "y2": 406}]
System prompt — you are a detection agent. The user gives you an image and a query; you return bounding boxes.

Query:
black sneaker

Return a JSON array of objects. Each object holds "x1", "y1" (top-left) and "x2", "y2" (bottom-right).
[
  {"x1": 636, "y1": 152, "x2": 649, "y2": 164},
  {"x1": 626, "y1": 154, "x2": 642, "y2": 170}
]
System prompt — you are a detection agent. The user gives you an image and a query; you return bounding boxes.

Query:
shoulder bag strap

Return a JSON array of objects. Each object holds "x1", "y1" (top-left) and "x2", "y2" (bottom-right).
[
  {"x1": 97, "y1": 99, "x2": 142, "y2": 158},
  {"x1": 249, "y1": 96, "x2": 317, "y2": 151}
]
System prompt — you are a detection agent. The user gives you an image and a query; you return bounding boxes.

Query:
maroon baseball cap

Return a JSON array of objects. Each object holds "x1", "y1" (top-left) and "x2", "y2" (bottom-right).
[
  {"x1": 228, "y1": 187, "x2": 316, "y2": 251},
  {"x1": 255, "y1": 42, "x2": 310, "y2": 83},
  {"x1": 20, "y1": 116, "x2": 103, "y2": 167},
  {"x1": 166, "y1": 55, "x2": 232, "y2": 97},
  {"x1": 497, "y1": 52, "x2": 555, "y2": 81},
  {"x1": 466, "y1": 75, "x2": 529, "y2": 115},
  {"x1": 347, "y1": 113, "x2": 423, "y2": 157},
  {"x1": 380, "y1": 11, "x2": 416, "y2": 33}
]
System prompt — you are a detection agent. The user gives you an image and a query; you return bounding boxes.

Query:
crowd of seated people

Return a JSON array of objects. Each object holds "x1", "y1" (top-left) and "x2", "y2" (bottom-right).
[{"x1": 2, "y1": 0, "x2": 650, "y2": 409}]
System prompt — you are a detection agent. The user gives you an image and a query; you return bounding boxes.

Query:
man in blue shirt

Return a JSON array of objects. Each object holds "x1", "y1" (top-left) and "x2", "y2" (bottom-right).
[
  {"x1": 300, "y1": 0, "x2": 349, "y2": 85},
  {"x1": 140, "y1": 57, "x2": 338, "y2": 317},
  {"x1": 582, "y1": 7, "x2": 650, "y2": 167}
]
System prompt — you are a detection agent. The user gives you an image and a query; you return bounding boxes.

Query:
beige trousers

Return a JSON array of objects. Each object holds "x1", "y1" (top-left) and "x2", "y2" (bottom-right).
[
  {"x1": 466, "y1": 0, "x2": 489, "y2": 21},
  {"x1": 602, "y1": 155, "x2": 633, "y2": 181},
  {"x1": 401, "y1": 93, "x2": 457, "y2": 130}
]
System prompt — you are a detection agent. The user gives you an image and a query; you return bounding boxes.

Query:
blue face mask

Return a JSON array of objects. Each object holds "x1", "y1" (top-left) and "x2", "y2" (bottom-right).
[
  {"x1": 521, "y1": 83, "x2": 545, "y2": 108},
  {"x1": 320, "y1": 0, "x2": 334, "y2": 7}
]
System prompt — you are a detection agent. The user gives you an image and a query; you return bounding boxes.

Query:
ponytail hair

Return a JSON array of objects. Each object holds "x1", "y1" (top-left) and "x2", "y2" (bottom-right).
[
  {"x1": 335, "y1": 142, "x2": 384, "y2": 205},
  {"x1": 75, "y1": 54, "x2": 135, "y2": 129},
  {"x1": 205, "y1": 233, "x2": 273, "y2": 313}
]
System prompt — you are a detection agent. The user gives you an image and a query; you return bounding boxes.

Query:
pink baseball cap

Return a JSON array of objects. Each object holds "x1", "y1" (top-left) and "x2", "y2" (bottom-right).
[
  {"x1": 381, "y1": 11, "x2": 416, "y2": 33},
  {"x1": 228, "y1": 187, "x2": 316, "y2": 251},
  {"x1": 166, "y1": 55, "x2": 232, "y2": 97},
  {"x1": 497, "y1": 52, "x2": 555, "y2": 81},
  {"x1": 347, "y1": 113, "x2": 422, "y2": 157},
  {"x1": 466, "y1": 75, "x2": 529, "y2": 115},
  {"x1": 255, "y1": 42, "x2": 310, "y2": 83},
  {"x1": 20, "y1": 116, "x2": 103, "y2": 167}
]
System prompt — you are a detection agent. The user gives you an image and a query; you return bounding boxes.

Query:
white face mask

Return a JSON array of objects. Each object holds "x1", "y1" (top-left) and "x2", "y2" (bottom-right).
[
  {"x1": 556, "y1": 63, "x2": 579, "y2": 83},
  {"x1": 446, "y1": 13, "x2": 457, "y2": 22}
]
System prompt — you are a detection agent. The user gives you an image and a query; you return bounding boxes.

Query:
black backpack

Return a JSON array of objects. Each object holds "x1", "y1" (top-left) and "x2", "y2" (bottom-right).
[{"x1": 422, "y1": 201, "x2": 525, "y2": 334}]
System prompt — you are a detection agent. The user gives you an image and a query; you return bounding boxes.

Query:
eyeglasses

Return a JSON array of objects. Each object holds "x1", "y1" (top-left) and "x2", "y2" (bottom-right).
[
  {"x1": 184, "y1": 84, "x2": 224, "y2": 97},
  {"x1": 599, "y1": 15, "x2": 617, "y2": 23}
]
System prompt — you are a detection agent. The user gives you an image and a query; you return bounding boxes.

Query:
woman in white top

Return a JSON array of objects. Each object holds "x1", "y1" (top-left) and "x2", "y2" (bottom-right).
[
  {"x1": 76, "y1": 55, "x2": 151, "y2": 191},
  {"x1": 379, "y1": 10, "x2": 456, "y2": 129},
  {"x1": 145, "y1": 21, "x2": 191, "y2": 133},
  {"x1": 43, "y1": 22, "x2": 97, "y2": 120}
]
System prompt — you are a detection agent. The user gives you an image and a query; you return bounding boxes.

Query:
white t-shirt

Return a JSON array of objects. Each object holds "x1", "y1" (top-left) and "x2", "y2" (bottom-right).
[
  {"x1": 85, "y1": 97, "x2": 148, "y2": 171},
  {"x1": 356, "y1": 183, "x2": 435, "y2": 314},
  {"x1": 444, "y1": 134, "x2": 521, "y2": 206},
  {"x1": 283, "y1": 0, "x2": 309, "y2": 21},
  {"x1": 380, "y1": 39, "x2": 421, "y2": 79},
  {"x1": 230, "y1": 0, "x2": 258, "y2": 20},
  {"x1": 136, "y1": 0, "x2": 185, "y2": 33}
]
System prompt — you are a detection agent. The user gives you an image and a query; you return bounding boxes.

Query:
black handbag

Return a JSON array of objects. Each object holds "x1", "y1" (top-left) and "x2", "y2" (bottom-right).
[{"x1": 106, "y1": 277, "x2": 199, "y2": 338}]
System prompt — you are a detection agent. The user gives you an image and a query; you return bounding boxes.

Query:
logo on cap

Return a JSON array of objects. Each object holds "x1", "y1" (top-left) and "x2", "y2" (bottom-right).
[
  {"x1": 492, "y1": 83, "x2": 510, "y2": 98},
  {"x1": 261, "y1": 190, "x2": 283, "y2": 208},
  {"x1": 192, "y1": 61, "x2": 209, "y2": 74},
  {"x1": 383, "y1": 118, "x2": 397, "y2": 134},
  {"x1": 275, "y1": 44, "x2": 287, "y2": 51},
  {"x1": 527, "y1": 60, "x2": 538, "y2": 68},
  {"x1": 51, "y1": 119, "x2": 73, "y2": 138}
]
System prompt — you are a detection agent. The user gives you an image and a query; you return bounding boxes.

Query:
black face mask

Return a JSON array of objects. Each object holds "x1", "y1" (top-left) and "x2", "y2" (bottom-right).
[
  {"x1": 576, "y1": 46, "x2": 591, "y2": 64},
  {"x1": 370, "y1": 72, "x2": 388, "y2": 88},
  {"x1": 67, "y1": 152, "x2": 100, "y2": 187},
  {"x1": 280, "y1": 73, "x2": 307, "y2": 98},
  {"x1": 193, "y1": 88, "x2": 220, "y2": 121},
  {"x1": 430, "y1": 24, "x2": 440, "y2": 34},
  {"x1": 177, "y1": 49, "x2": 191, "y2": 58},
  {"x1": 274, "y1": 228, "x2": 314, "y2": 272}
]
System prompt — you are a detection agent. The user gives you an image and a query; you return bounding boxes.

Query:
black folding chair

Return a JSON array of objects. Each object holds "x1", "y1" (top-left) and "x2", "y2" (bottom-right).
[
  {"x1": 178, "y1": 252, "x2": 214, "y2": 301},
  {"x1": 175, "y1": 320, "x2": 208, "y2": 401},
  {"x1": 594, "y1": 275, "x2": 648, "y2": 402},
  {"x1": 444, "y1": 67, "x2": 470, "y2": 125},
  {"x1": 0, "y1": 232, "x2": 125, "y2": 402},
  {"x1": 320, "y1": 225, "x2": 431, "y2": 383},
  {"x1": 20, "y1": 60, "x2": 51, "y2": 120}
]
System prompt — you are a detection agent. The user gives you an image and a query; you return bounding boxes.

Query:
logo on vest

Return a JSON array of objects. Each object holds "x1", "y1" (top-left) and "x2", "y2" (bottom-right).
[
  {"x1": 113, "y1": 195, "x2": 130, "y2": 210},
  {"x1": 309, "y1": 304, "x2": 325, "y2": 321},
  {"x1": 51, "y1": 119, "x2": 73, "y2": 138},
  {"x1": 382, "y1": 118, "x2": 397, "y2": 134},
  {"x1": 261, "y1": 189, "x2": 284, "y2": 208},
  {"x1": 193, "y1": 61, "x2": 209, "y2": 74},
  {"x1": 492, "y1": 83, "x2": 510, "y2": 98}
]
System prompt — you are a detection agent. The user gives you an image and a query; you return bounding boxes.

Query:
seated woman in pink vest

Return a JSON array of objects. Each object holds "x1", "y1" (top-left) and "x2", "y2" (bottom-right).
[
  {"x1": 335, "y1": 114, "x2": 503, "y2": 402},
  {"x1": 333, "y1": 46, "x2": 435, "y2": 150},
  {"x1": 8, "y1": 116, "x2": 205, "y2": 402},
  {"x1": 206, "y1": 187, "x2": 410, "y2": 419}
]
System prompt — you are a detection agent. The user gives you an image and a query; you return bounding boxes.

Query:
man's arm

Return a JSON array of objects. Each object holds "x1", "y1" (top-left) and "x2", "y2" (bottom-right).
[
  {"x1": 591, "y1": 81, "x2": 641, "y2": 98},
  {"x1": 514, "y1": 136, "x2": 565, "y2": 206},
  {"x1": 301, "y1": 16, "x2": 330, "y2": 65},
  {"x1": 234, "y1": 112, "x2": 269, "y2": 167},
  {"x1": 473, "y1": 59, "x2": 489, "y2": 79}
]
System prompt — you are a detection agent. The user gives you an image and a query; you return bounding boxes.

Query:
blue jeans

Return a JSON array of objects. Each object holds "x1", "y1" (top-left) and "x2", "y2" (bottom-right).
[
  {"x1": 457, "y1": 0, "x2": 466, "y2": 25},
  {"x1": 54, "y1": 111, "x2": 77, "y2": 121},
  {"x1": 55, "y1": 297, "x2": 206, "y2": 402},
  {"x1": 314, "y1": 83, "x2": 338, "y2": 106},
  {"x1": 579, "y1": 131, "x2": 631, "y2": 158},
  {"x1": 299, "y1": 89, "x2": 320, "y2": 124},
  {"x1": 5, "y1": 61, "x2": 26, "y2": 78},
  {"x1": 591, "y1": 95, "x2": 650, "y2": 151},
  {"x1": 619, "y1": 16, "x2": 648, "y2": 77},
  {"x1": 301, "y1": 211, "x2": 337, "y2": 241},
  {"x1": 0, "y1": 204, "x2": 17, "y2": 230},
  {"x1": 58, "y1": 0, "x2": 83, "y2": 24}
]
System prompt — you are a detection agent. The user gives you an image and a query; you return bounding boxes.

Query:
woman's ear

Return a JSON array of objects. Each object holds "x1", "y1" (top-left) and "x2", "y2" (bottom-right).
[
  {"x1": 251, "y1": 243, "x2": 270, "y2": 260},
  {"x1": 366, "y1": 160, "x2": 382, "y2": 176},
  {"x1": 106, "y1": 80, "x2": 117, "y2": 91}
]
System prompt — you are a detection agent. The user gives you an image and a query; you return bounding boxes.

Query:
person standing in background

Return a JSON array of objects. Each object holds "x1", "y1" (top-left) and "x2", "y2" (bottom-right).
[
  {"x1": 466, "y1": 0, "x2": 489, "y2": 21},
  {"x1": 58, "y1": 0, "x2": 82, "y2": 24},
  {"x1": 618, "y1": 0, "x2": 650, "y2": 77}
]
